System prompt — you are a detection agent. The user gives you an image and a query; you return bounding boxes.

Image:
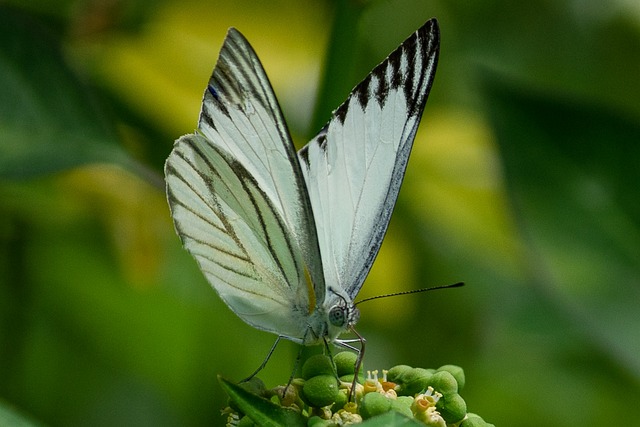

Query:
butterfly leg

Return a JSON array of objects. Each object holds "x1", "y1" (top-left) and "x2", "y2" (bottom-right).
[
  {"x1": 241, "y1": 335, "x2": 283, "y2": 383},
  {"x1": 335, "y1": 327, "x2": 366, "y2": 402},
  {"x1": 321, "y1": 336, "x2": 342, "y2": 384},
  {"x1": 279, "y1": 327, "x2": 316, "y2": 398}
]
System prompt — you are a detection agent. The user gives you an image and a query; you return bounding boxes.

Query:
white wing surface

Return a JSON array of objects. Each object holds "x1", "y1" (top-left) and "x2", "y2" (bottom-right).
[
  {"x1": 197, "y1": 28, "x2": 326, "y2": 302},
  {"x1": 166, "y1": 133, "x2": 312, "y2": 340},
  {"x1": 298, "y1": 19, "x2": 440, "y2": 300}
]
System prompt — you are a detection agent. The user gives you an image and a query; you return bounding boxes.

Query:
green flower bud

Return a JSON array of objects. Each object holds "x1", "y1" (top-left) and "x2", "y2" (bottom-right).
[
  {"x1": 436, "y1": 393, "x2": 467, "y2": 423},
  {"x1": 390, "y1": 396, "x2": 414, "y2": 418},
  {"x1": 428, "y1": 371, "x2": 458, "y2": 395},
  {"x1": 360, "y1": 392, "x2": 392, "y2": 419},
  {"x1": 302, "y1": 354, "x2": 335, "y2": 380},
  {"x1": 399, "y1": 368, "x2": 433, "y2": 396},
  {"x1": 333, "y1": 351, "x2": 358, "y2": 376},
  {"x1": 302, "y1": 375, "x2": 340, "y2": 408},
  {"x1": 437, "y1": 365, "x2": 465, "y2": 390},
  {"x1": 386, "y1": 364, "x2": 413, "y2": 383}
]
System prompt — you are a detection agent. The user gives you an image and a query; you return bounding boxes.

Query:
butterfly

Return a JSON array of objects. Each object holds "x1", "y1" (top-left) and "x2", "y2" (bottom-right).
[{"x1": 164, "y1": 19, "x2": 440, "y2": 370}]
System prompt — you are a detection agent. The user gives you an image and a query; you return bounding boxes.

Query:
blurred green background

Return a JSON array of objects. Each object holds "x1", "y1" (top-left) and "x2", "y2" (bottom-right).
[{"x1": 1, "y1": 0, "x2": 639, "y2": 425}]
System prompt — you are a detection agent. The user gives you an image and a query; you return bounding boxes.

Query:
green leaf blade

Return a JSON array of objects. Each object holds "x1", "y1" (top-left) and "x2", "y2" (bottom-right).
[
  {"x1": 218, "y1": 377, "x2": 306, "y2": 427},
  {"x1": 0, "y1": 6, "x2": 128, "y2": 179},
  {"x1": 485, "y1": 75, "x2": 640, "y2": 377}
]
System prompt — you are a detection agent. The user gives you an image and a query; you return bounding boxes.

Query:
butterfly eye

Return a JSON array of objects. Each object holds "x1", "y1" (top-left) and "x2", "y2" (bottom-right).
[
  {"x1": 328, "y1": 304, "x2": 361, "y2": 328},
  {"x1": 328, "y1": 305, "x2": 347, "y2": 327}
]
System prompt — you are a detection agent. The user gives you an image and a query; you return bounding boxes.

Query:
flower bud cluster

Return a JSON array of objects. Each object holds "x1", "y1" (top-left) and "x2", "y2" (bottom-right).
[{"x1": 224, "y1": 352, "x2": 493, "y2": 426}]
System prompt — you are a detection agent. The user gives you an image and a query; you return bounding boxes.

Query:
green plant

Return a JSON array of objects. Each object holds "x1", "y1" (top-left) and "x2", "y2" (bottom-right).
[{"x1": 220, "y1": 352, "x2": 493, "y2": 426}]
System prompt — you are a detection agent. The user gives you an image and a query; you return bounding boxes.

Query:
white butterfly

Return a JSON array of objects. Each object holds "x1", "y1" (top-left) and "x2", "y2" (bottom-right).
[{"x1": 165, "y1": 20, "x2": 439, "y2": 360}]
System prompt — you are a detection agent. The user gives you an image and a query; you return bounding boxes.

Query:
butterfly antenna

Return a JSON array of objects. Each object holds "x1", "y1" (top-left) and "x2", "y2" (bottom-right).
[{"x1": 354, "y1": 282, "x2": 464, "y2": 306}]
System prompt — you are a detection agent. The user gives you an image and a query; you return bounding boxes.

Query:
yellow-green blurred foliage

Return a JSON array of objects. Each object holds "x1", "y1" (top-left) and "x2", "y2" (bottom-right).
[{"x1": 1, "y1": 0, "x2": 639, "y2": 425}]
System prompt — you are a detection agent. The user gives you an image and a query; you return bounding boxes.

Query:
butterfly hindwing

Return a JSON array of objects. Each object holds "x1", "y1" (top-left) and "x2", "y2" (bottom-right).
[
  {"x1": 298, "y1": 19, "x2": 440, "y2": 301},
  {"x1": 166, "y1": 133, "x2": 316, "y2": 340}
]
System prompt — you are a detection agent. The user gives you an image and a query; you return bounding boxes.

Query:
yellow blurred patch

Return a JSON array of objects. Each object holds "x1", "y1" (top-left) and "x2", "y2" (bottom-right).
[
  {"x1": 70, "y1": 1, "x2": 329, "y2": 137},
  {"x1": 57, "y1": 164, "x2": 171, "y2": 289},
  {"x1": 359, "y1": 230, "x2": 417, "y2": 327},
  {"x1": 405, "y1": 109, "x2": 524, "y2": 280}
]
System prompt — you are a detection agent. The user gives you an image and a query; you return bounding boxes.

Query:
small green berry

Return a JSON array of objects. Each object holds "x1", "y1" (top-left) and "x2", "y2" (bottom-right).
[
  {"x1": 437, "y1": 365, "x2": 465, "y2": 390},
  {"x1": 302, "y1": 375, "x2": 339, "y2": 408},
  {"x1": 333, "y1": 351, "x2": 358, "y2": 376},
  {"x1": 331, "y1": 389, "x2": 348, "y2": 412},
  {"x1": 302, "y1": 354, "x2": 335, "y2": 380},
  {"x1": 339, "y1": 373, "x2": 365, "y2": 384},
  {"x1": 307, "y1": 415, "x2": 331, "y2": 426},
  {"x1": 460, "y1": 416, "x2": 489, "y2": 427},
  {"x1": 399, "y1": 368, "x2": 433, "y2": 396},
  {"x1": 390, "y1": 396, "x2": 413, "y2": 418},
  {"x1": 396, "y1": 395, "x2": 415, "y2": 406},
  {"x1": 428, "y1": 371, "x2": 458, "y2": 395},
  {"x1": 386, "y1": 364, "x2": 413, "y2": 383},
  {"x1": 436, "y1": 393, "x2": 467, "y2": 423},
  {"x1": 360, "y1": 392, "x2": 392, "y2": 419}
]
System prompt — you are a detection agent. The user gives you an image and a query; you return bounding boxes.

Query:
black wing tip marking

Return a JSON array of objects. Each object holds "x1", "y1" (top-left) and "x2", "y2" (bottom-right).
[
  {"x1": 332, "y1": 18, "x2": 440, "y2": 126},
  {"x1": 199, "y1": 26, "x2": 265, "y2": 125},
  {"x1": 299, "y1": 129, "x2": 329, "y2": 164},
  {"x1": 226, "y1": 27, "x2": 246, "y2": 43},
  {"x1": 298, "y1": 145, "x2": 310, "y2": 165}
]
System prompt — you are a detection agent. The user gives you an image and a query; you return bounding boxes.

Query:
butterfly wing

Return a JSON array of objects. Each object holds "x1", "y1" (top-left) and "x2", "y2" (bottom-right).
[
  {"x1": 166, "y1": 134, "x2": 315, "y2": 339},
  {"x1": 197, "y1": 28, "x2": 326, "y2": 300},
  {"x1": 165, "y1": 28, "x2": 325, "y2": 340},
  {"x1": 298, "y1": 19, "x2": 440, "y2": 301}
]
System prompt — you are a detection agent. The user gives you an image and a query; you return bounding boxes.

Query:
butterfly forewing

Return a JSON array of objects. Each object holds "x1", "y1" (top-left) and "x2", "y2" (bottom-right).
[
  {"x1": 197, "y1": 28, "x2": 326, "y2": 302},
  {"x1": 298, "y1": 19, "x2": 440, "y2": 301}
]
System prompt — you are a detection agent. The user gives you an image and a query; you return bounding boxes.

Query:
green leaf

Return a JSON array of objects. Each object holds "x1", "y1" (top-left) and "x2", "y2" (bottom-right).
[
  {"x1": 217, "y1": 376, "x2": 305, "y2": 427},
  {"x1": 0, "y1": 6, "x2": 130, "y2": 179},
  {"x1": 0, "y1": 399, "x2": 43, "y2": 427},
  {"x1": 485, "y1": 76, "x2": 640, "y2": 376},
  {"x1": 309, "y1": 0, "x2": 365, "y2": 136}
]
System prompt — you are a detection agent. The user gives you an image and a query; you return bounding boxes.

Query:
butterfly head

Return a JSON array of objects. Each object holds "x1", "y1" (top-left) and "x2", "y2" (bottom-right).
[
  {"x1": 328, "y1": 303, "x2": 359, "y2": 329},
  {"x1": 327, "y1": 288, "x2": 360, "y2": 332}
]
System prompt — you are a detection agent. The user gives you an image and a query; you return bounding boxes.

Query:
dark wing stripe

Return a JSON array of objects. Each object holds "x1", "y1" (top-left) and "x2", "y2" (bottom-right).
[
  {"x1": 172, "y1": 142, "x2": 253, "y2": 260},
  {"x1": 232, "y1": 159, "x2": 301, "y2": 290},
  {"x1": 177, "y1": 132, "x2": 303, "y2": 289},
  {"x1": 167, "y1": 152, "x2": 257, "y2": 282}
]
